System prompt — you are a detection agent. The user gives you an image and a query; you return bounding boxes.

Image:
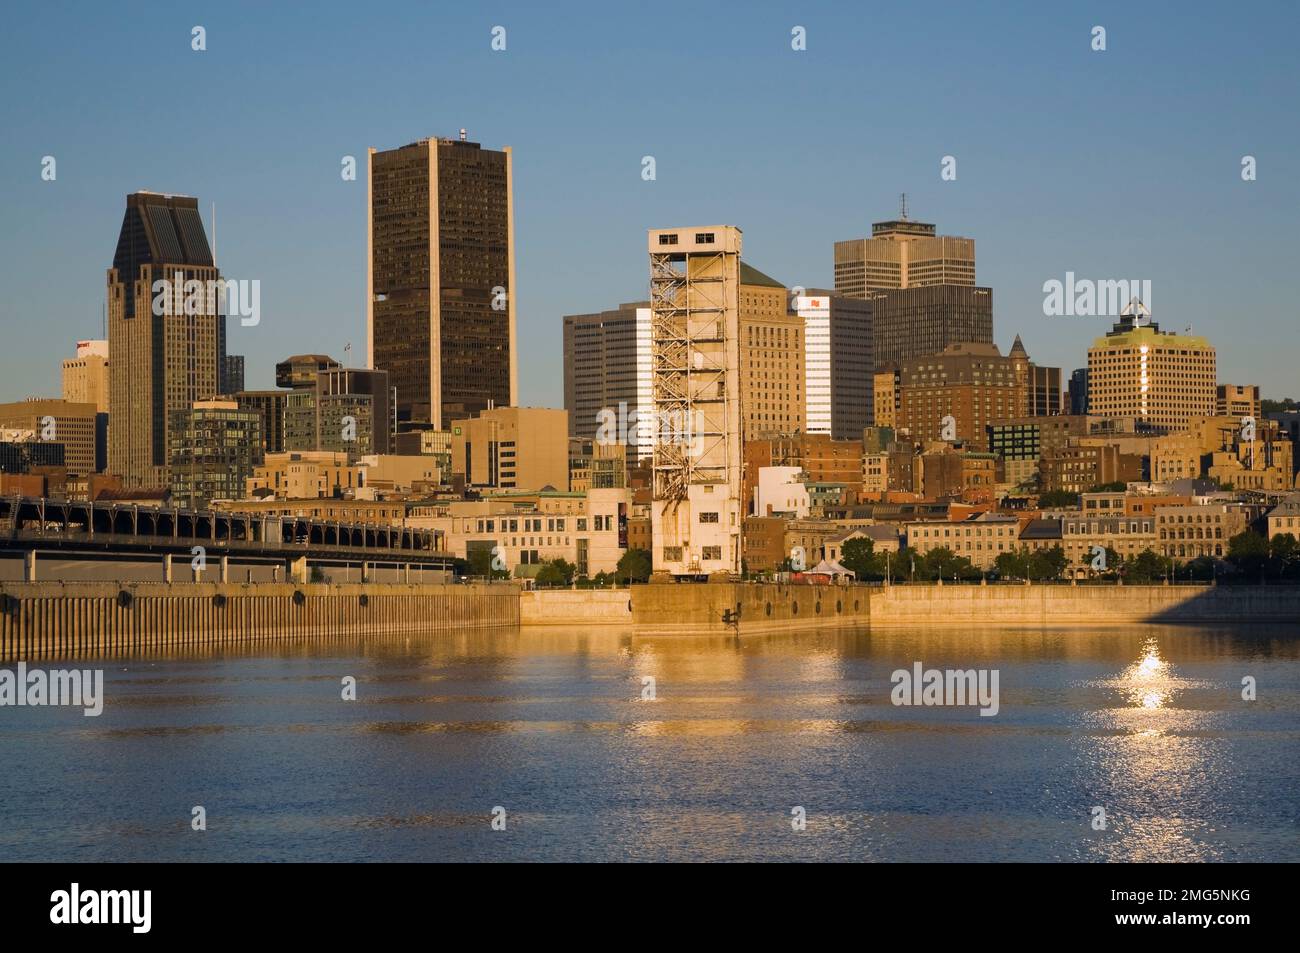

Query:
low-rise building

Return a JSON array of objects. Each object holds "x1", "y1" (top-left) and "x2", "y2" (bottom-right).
[
  {"x1": 904, "y1": 512, "x2": 1020, "y2": 569},
  {"x1": 410, "y1": 488, "x2": 630, "y2": 577},
  {"x1": 1266, "y1": 499, "x2": 1300, "y2": 540},
  {"x1": 246, "y1": 451, "x2": 365, "y2": 500},
  {"x1": 1060, "y1": 512, "x2": 1156, "y2": 567},
  {"x1": 1155, "y1": 504, "x2": 1255, "y2": 561}
]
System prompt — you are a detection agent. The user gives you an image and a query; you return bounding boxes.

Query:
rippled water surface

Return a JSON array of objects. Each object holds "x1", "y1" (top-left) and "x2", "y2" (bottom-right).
[{"x1": 2, "y1": 624, "x2": 1298, "y2": 861}]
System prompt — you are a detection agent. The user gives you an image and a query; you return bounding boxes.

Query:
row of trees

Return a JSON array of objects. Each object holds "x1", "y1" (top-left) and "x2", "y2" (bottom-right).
[
  {"x1": 458, "y1": 547, "x2": 654, "y2": 587},
  {"x1": 457, "y1": 533, "x2": 1300, "y2": 585},
  {"x1": 837, "y1": 531, "x2": 1300, "y2": 583}
]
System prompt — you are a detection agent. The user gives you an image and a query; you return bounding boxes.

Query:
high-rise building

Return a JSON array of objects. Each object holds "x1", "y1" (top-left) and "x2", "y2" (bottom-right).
[
  {"x1": 233, "y1": 390, "x2": 287, "y2": 456},
  {"x1": 283, "y1": 367, "x2": 391, "y2": 458},
  {"x1": 739, "y1": 263, "x2": 804, "y2": 438},
  {"x1": 1086, "y1": 304, "x2": 1216, "y2": 433},
  {"x1": 866, "y1": 285, "x2": 994, "y2": 373},
  {"x1": 562, "y1": 302, "x2": 653, "y2": 460},
  {"x1": 107, "y1": 192, "x2": 220, "y2": 488},
  {"x1": 833, "y1": 216, "x2": 975, "y2": 296},
  {"x1": 873, "y1": 366, "x2": 900, "y2": 428},
  {"x1": 168, "y1": 399, "x2": 261, "y2": 508},
  {"x1": 61, "y1": 340, "x2": 109, "y2": 413},
  {"x1": 1216, "y1": 384, "x2": 1261, "y2": 421},
  {"x1": 793, "y1": 290, "x2": 873, "y2": 440},
  {"x1": 648, "y1": 227, "x2": 743, "y2": 578},
  {"x1": 275, "y1": 354, "x2": 340, "y2": 389},
  {"x1": 896, "y1": 342, "x2": 1028, "y2": 445},
  {"x1": 0, "y1": 399, "x2": 103, "y2": 475},
  {"x1": 367, "y1": 135, "x2": 516, "y2": 430},
  {"x1": 221, "y1": 354, "x2": 245, "y2": 396},
  {"x1": 449, "y1": 407, "x2": 569, "y2": 492},
  {"x1": 1068, "y1": 368, "x2": 1090, "y2": 416}
]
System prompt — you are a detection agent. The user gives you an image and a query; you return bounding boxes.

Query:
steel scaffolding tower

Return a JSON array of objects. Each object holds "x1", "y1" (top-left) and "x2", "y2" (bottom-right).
[{"x1": 648, "y1": 227, "x2": 743, "y2": 578}]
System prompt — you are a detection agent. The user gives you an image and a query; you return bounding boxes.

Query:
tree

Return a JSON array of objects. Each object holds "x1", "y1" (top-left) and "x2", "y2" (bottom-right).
[
  {"x1": 995, "y1": 548, "x2": 1028, "y2": 580},
  {"x1": 535, "y1": 558, "x2": 577, "y2": 587},
  {"x1": 1227, "y1": 530, "x2": 1269, "y2": 579},
  {"x1": 1125, "y1": 548, "x2": 1171, "y2": 583},
  {"x1": 1038, "y1": 490, "x2": 1080, "y2": 508},
  {"x1": 1272, "y1": 534, "x2": 1300, "y2": 580},
  {"x1": 840, "y1": 537, "x2": 886, "y2": 581},
  {"x1": 467, "y1": 546, "x2": 510, "y2": 580},
  {"x1": 1087, "y1": 482, "x2": 1128, "y2": 493},
  {"x1": 1026, "y1": 545, "x2": 1068, "y2": 581},
  {"x1": 917, "y1": 547, "x2": 980, "y2": 581},
  {"x1": 616, "y1": 547, "x2": 652, "y2": 584}
]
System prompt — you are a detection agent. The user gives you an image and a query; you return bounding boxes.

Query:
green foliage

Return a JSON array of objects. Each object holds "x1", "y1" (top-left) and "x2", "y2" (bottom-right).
[
  {"x1": 616, "y1": 547, "x2": 652, "y2": 584},
  {"x1": 910, "y1": 547, "x2": 981, "y2": 581},
  {"x1": 1038, "y1": 490, "x2": 1080, "y2": 508},
  {"x1": 534, "y1": 558, "x2": 577, "y2": 587},
  {"x1": 1123, "y1": 548, "x2": 1172, "y2": 583},
  {"x1": 1027, "y1": 545, "x2": 1068, "y2": 581},
  {"x1": 1227, "y1": 530, "x2": 1269, "y2": 578},
  {"x1": 467, "y1": 546, "x2": 510, "y2": 580},
  {"x1": 840, "y1": 537, "x2": 889, "y2": 581},
  {"x1": 995, "y1": 546, "x2": 1067, "y2": 581}
]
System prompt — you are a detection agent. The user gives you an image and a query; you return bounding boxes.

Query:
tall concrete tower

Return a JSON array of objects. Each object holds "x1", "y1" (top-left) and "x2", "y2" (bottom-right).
[{"x1": 648, "y1": 227, "x2": 743, "y2": 579}]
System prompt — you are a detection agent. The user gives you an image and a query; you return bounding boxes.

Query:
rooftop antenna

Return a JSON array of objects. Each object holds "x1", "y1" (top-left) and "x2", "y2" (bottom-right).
[
  {"x1": 900, "y1": 192, "x2": 908, "y2": 220},
  {"x1": 211, "y1": 201, "x2": 217, "y2": 266}
]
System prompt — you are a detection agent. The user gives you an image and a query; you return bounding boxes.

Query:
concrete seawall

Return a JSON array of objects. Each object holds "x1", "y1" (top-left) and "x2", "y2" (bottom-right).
[
  {"x1": 632, "y1": 582, "x2": 870, "y2": 635},
  {"x1": 520, "y1": 588, "x2": 633, "y2": 626},
  {"x1": 868, "y1": 583, "x2": 1300, "y2": 627},
  {"x1": 0, "y1": 581, "x2": 519, "y2": 661}
]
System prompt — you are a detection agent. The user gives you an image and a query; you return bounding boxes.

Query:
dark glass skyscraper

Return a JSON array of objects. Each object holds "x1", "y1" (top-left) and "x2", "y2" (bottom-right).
[{"x1": 367, "y1": 135, "x2": 516, "y2": 430}]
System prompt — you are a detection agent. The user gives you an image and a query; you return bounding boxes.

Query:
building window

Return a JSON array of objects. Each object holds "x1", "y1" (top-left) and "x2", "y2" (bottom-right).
[{"x1": 699, "y1": 511, "x2": 720, "y2": 523}]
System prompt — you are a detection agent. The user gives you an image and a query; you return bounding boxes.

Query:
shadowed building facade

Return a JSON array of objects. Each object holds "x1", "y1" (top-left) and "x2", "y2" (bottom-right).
[{"x1": 367, "y1": 135, "x2": 516, "y2": 431}]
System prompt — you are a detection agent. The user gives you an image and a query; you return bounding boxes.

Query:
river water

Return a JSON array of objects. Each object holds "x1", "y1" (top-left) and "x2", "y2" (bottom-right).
[{"x1": 2, "y1": 624, "x2": 1297, "y2": 862}]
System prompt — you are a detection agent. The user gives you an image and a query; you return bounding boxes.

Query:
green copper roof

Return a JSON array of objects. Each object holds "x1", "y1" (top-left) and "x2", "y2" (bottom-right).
[{"x1": 740, "y1": 262, "x2": 784, "y2": 288}]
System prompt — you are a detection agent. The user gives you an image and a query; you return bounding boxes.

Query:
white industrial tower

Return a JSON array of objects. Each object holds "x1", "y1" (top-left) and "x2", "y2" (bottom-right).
[{"x1": 648, "y1": 227, "x2": 743, "y2": 579}]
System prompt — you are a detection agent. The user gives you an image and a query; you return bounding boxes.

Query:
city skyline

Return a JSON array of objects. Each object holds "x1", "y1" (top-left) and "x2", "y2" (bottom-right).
[{"x1": 2, "y1": 1, "x2": 1298, "y2": 408}]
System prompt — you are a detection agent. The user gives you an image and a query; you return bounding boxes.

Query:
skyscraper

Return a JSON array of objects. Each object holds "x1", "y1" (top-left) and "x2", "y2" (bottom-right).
[
  {"x1": 793, "y1": 290, "x2": 873, "y2": 439},
  {"x1": 835, "y1": 212, "x2": 990, "y2": 373},
  {"x1": 367, "y1": 134, "x2": 516, "y2": 430},
  {"x1": 563, "y1": 302, "x2": 653, "y2": 460},
  {"x1": 833, "y1": 215, "x2": 975, "y2": 296},
  {"x1": 61, "y1": 340, "x2": 109, "y2": 413},
  {"x1": 866, "y1": 284, "x2": 994, "y2": 373},
  {"x1": 107, "y1": 192, "x2": 220, "y2": 488},
  {"x1": 738, "y1": 263, "x2": 804, "y2": 439},
  {"x1": 1086, "y1": 304, "x2": 1216, "y2": 433}
]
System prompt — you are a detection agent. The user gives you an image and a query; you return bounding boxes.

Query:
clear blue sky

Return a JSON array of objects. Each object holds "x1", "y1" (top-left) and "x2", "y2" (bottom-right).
[{"x1": 2, "y1": 0, "x2": 1297, "y2": 405}]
